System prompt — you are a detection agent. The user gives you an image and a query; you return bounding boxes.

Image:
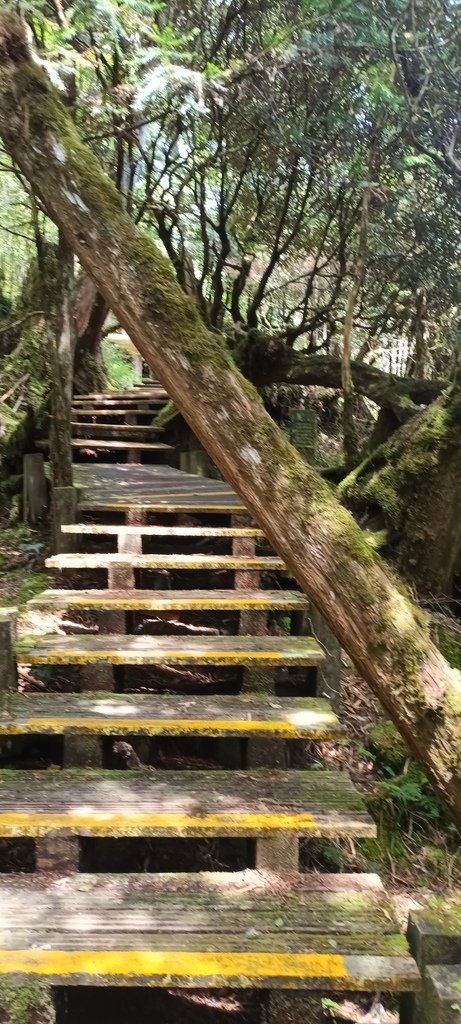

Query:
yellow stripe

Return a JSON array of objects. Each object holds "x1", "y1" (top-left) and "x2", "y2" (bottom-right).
[
  {"x1": 81, "y1": 504, "x2": 246, "y2": 511},
  {"x1": 0, "y1": 950, "x2": 347, "y2": 979},
  {"x1": 28, "y1": 651, "x2": 285, "y2": 665},
  {"x1": 0, "y1": 811, "x2": 316, "y2": 837},
  {"x1": 5, "y1": 718, "x2": 324, "y2": 737}
]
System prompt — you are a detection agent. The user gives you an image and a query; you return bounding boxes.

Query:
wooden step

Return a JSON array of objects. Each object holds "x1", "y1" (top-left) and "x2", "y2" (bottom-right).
[
  {"x1": 74, "y1": 391, "x2": 167, "y2": 400},
  {"x1": 28, "y1": 588, "x2": 307, "y2": 612},
  {"x1": 17, "y1": 634, "x2": 323, "y2": 667},
  {"x1": 46, "y1": 553, "x2": 286, "y2": 571},
  {"x1": 0, "y1": 768, "x2": 374, "y2": 839},
  {"x1": 72, "y1": 399, "x2": 165, "y2": 407},
  {"x1": 0, "y1": 693, "x2": 343, "y2": 739},
  {"x1": 0, "y1": 871, "x2": 419, "y2": 991},
  {"x1": 72, "y1": 423, "x2": 163, "y2": 435},
  {"x1": 72, "y1": 409, "x2": 158, "y2": 417},
  {"x1": 61, "y1": 524, "x2": 263, "y2": 537},
  {"x1": 38, "y1": 440, "x2": 173, "y2": 451}
]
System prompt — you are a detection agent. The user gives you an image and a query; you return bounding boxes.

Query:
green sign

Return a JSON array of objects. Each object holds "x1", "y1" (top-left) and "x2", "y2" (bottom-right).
[{"x1": 290, "y1": 410, "x2": 318, "y2": 461}]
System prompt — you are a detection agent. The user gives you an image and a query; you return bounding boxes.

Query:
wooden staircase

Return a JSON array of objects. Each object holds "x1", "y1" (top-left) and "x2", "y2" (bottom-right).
[{"x1": 0, "y1": 384, "x2": 419, "y2": 1024}]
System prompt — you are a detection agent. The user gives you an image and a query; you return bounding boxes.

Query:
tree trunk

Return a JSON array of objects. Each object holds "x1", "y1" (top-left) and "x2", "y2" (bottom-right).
[
  {"x1": 341, "y1": 187, "x2": 369, "y2": 468},
  {"x1": 48, "y1": 232, "x2": 75, "y2": 488},
  {"x1": 340, "y1": 387, "x2": 461, "y2": 600},
  {"x1": 2, "y1": 13, "x2": 461, "y2": 822},
  {"x1": 73, "y1": 278, "x2": 108, "y2": 393},
  {"x1": 248, "y1": 343, "x2": 445, "y2": 421}
]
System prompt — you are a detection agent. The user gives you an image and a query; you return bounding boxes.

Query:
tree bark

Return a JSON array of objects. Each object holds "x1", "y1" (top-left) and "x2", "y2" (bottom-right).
[
  {"x1": 340, "y1": 387, "x2": 461, "y2": 600},
  {"x1": 73, "y1": 278, "x2": 108, "y2": 393},
  {"x1": 341, "y1": 187, "x2": 369, "y2": 468},
  {"x1": 48, "y1": 232, "x2": 75, "y2": 488},
  {"x1": 2, "y1": 13, "x2": 461, "y2": 822},
  {"x1": 248, "y1": 343, "x2": 445, "y2": 421}
]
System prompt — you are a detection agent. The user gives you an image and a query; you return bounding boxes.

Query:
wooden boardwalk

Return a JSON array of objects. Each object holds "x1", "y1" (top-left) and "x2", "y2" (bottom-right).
[
  {"x1": 74, "y1": 463, "x2": 246, "y2": 512},
  {"x1": 0, "y1": 382, "x2": 419, "y2": 1023}
]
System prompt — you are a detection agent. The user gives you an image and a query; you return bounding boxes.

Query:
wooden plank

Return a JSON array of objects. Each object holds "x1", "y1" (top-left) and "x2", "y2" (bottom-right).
[
  {"x1": 73, "y1": 463, "x2": 246, "y2": 512},
  {"x1": 0, "y1": 768, "x2": 375, "y2": 838},
  {"x1": 17, "y1": 634, "x2": 323, "y2": 667},
  {"x1": 72, "y1": 403, "x2": 158, "y2": 411},
  {"x1": 17, "y1": 634, "x2": 322, "y2": 666},
  {"x1": 0, "y1": 947, "x2": 420, "y2": 990},
  {"x1": 28, "y1": 588, "x2": 307, "y2": 612},
  {"x1": 74, "y1": 391, "x2": 167, "y2": 400},
  {"x1": 0, "y1": 693, "x2": 343, "y2": 740},
  {"x1": 60, "y1": 524, "x2": 263, "y2": 537},
  {"x1": 46, "y1": 553, "x2": 286, "y2": 570},
  {"x1": 72, "y1": 401, "x2": 165, "y2": 409},
  {"x1": 71, "y1": 423, "x2": 163, "y2": 435},
  {"x1": 0, "y1": 871, "x2": 400, "y2": 934},
  {"x1": 39, "y1": 440, "x2": 173, "y2": 451}
]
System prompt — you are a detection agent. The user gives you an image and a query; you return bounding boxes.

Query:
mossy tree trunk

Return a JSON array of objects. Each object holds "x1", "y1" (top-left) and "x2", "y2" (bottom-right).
[
  {"x1": 3, "y1": 12, "x2": 461, "y2": 822},
  {"x1": 47, "y1": 232, "x2": 74, "y2": 488},
  {"x1": 73, "y1": 277, "x2": 108, "y2": 394},
  {"x1": 340, "y1": 386, "x2": 461, "y2": 600}
]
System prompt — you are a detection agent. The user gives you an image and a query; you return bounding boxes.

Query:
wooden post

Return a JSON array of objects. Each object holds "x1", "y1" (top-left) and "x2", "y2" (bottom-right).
[
  {"x1": 23, "y1": 453, "x2": 47, "y2": 524},
  {"x1": 0, "y1": 607, "x2": 17, "y2": 718},
  {"x1": 53, "y1": 486, "x2": 78, "y2": 553},
  {"x1": 256, "y1": 831, "x2": 299, "y2": 872},
  {"x1": 36, "y1": 835, "x2": 79, "y2": 872}
]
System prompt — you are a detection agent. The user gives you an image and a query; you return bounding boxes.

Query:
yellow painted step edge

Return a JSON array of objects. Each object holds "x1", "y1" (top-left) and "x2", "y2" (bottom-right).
[
  {"x1": 0, "y1": 949, "x2": 347, "y2": 980},
  {"x1": 0, "y1": 811, "x2": 366, "y2": 838},
  {"x1": 0, "y1": 717, "x2": 339, "y2": 738}
]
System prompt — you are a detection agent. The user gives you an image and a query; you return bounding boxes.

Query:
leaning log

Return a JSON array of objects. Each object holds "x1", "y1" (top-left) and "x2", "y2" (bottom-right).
[{"x1": 2, "y1": 12, "x2": 461, "y2": 822}]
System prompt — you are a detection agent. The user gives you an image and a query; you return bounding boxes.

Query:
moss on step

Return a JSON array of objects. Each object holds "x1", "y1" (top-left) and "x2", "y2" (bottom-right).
[{"x1": 0, "y1": 979, "x2": 54, "y2": 1024}]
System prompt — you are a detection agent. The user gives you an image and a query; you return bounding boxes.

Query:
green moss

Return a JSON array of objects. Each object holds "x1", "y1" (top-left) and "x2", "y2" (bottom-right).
[
  {"x1": 16, "y1": 573, "x2": 48, "y2": 607},
  {"x1": 153, "y1": 400, "x2": 178, "y2": 428},
  {"x1": 0, "y1": 979, "x2": 54, "y2": 1024},
  {"x1": 340, "y1": 389, "x2": 461, "y2": 532},
  {"x1": 437, "y1": 626, "x2": 461, "y2": 670},
  {"x1": 368, "y1": 720, "x2": 408, "y2": 770}
]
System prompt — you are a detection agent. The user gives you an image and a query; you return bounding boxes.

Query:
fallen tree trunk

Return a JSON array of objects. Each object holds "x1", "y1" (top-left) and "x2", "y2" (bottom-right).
[
  {"x1": 2, "y1": 12, "x2": 461, "y2": 821},
  {"x1": 248, "y1": 341, "x2": 446, "y2": 421}
]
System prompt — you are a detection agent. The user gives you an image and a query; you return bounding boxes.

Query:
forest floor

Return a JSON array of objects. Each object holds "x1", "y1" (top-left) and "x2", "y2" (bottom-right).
[{"x1": 0, "y1": 515, "x2": 459, "y2": 1023}]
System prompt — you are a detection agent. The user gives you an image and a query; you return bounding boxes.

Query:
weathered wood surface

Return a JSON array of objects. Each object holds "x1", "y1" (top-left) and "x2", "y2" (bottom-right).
[
  {"x1": 0, "y1": 768, "x2": 374, "y2": 838},
  {"x1": 39, "y1": 439, "x2": 173, "y2": 451},
  {"x1": 22, "y1": 453, "x2": 47, "y2": 524},
  {"x1": 72, "y1": 399, "x2": 165, "y2": 407},
  {"x1": 74, "y1": 390, "x2": 167, "y2": 400},
  {"x1": 61, "y1": 523, "x2": 262, "y2": 536},
  {"x1": 46, "y1": 552, "x2": 286, "y2": 571},
  {"x1": 18, "y1": 634, "x2": 323, "y2": 667},
  {"x1": 0, "y1": 693, "x2": 342, "y2": 739},
  {"x1": 72, "y1": 422, "x2": 163, "y2": 435},
  {"x1": 0, "y1": 870, "x2": 419, "y2": 989},
  {"x1": 73, "y1": 409, "x2": 158, "y2": 418},
  {"x1": 423, "y1": 966, "x2": 461, "y2": 1023},
  {"x1": 28, "y1": 588, "x2": 308, "y2": 612},
  {"x1": 0, "y1": 947, "x2": 419, "y2": 990},
  {"x1": 74, "y1": 463, "x2": 246, "y2": 512},
  {"x1": 0, "y1": 871, "x2": 402, "y2": 933}
]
